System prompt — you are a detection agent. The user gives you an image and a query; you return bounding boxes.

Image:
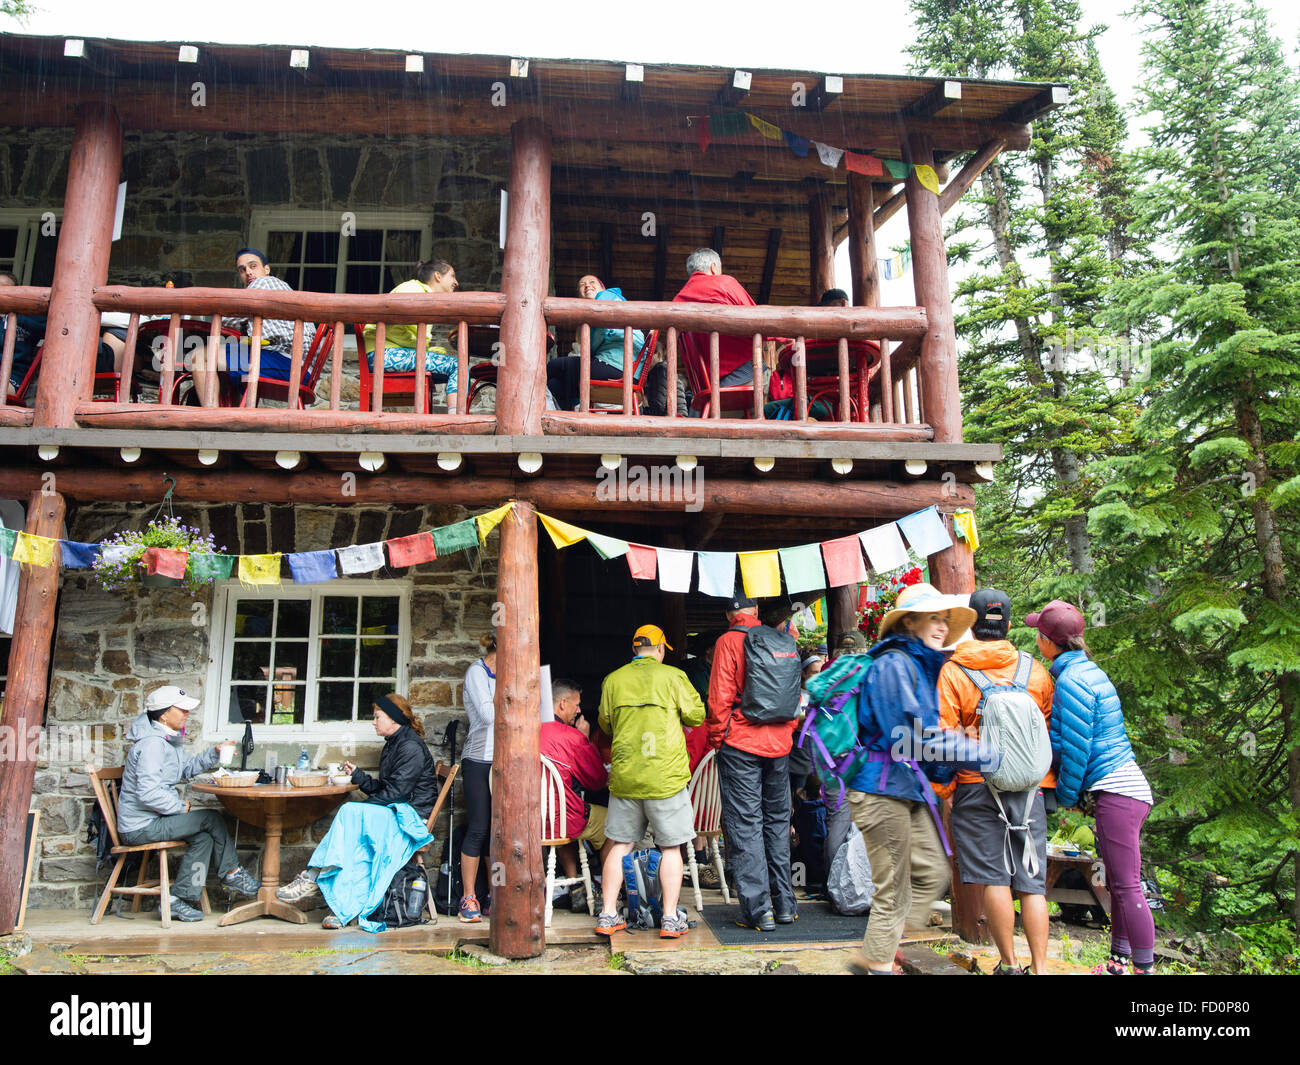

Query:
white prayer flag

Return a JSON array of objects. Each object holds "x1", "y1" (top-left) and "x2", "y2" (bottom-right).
[
  {"x1": 656, "y1": 547, "x2": 694, "y2": 593},
  {"x1": 858, "y1": 523, "x2": 909, "y2": 573},
  {"x1": 337, "y1": 542, "x2": 385, "y2": 575},
  {"x1": 815, "y1": 141, "x2": 844, "y2": 168}
]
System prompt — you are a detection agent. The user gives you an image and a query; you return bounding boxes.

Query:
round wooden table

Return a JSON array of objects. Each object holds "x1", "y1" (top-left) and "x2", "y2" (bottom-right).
[{"x1": 192, "y1": 781, "x2": 357, "y2": 926}]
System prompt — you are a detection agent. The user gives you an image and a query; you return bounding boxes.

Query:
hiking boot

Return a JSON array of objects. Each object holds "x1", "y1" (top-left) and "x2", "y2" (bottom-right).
[
  {"x1": 568, "y1": 884, "x2": 588, "y2": 914},
  {"x1": 275, "y1": 870, "x2": 319, "y2": 904},
  {"x1": 775, "y1": 907, "x2": 797, "y2": 925},
  {"x1": 222, "y1": 866, "x2": 261, "y2": 900},
  {"x1": 458, "y1": 894, "x2": 483, "y2": 923},
  {"x1": 595, "y1": 912, "x2": 626, "y2": 935},
  {"x1": 736, "y1": 910, "x2": 776, "y2": 932},
  {"x1": 660, "y1": 912, "x2": 690, "y2": 939},
  {"x1": 695, "y1": 864, "x2": 721, "y2": 890},
  {"x1": 167, "y1": 895, "x2": 204, "y2": 922},
  {"x1": 1091, "y1": 958, "x2": 1129, "y2": 975}
]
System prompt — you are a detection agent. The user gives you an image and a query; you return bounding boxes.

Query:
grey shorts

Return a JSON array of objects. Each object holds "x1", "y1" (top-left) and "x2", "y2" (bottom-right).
[
  {"x1": 951, "y1": 781, "x2": 1047, "y2": 893},
  {"x1": 605, "y1": 789, "x2": 695, "y2": 848}
]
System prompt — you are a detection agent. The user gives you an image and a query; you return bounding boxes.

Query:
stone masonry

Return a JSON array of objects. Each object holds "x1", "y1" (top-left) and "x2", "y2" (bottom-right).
[{"x1": 30, "y1": 499, "x2": 499, "y2": 910}]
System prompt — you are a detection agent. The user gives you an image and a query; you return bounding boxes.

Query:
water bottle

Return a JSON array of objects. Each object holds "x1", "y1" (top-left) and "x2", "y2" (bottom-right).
[
  {"x1": 406, "y1": 875, "x2": 428, "y2": 920},
  {"x1": 297, "y1": 746, "x2": 310, "y2": 770}
]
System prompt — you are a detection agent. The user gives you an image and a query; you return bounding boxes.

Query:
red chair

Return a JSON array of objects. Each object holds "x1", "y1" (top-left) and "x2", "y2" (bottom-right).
[
  {"x1": 678, "y1": 331, "x2": 763, "y2": 418},
  {"x1": 170, "y1": 324, "x2": 334, "y2": 408},
  {"x1": 771, "y1": 338, "x2": 880, "y2": 422},
  {"x1": 352, "y1": 322, "x2": 440, "y2": 413},
  {"x1": 5, "y1": 343, "x2": 123, "y2": 406},
  {"x1": 586, "y1": 329, "x2": 658, "y2": 414}
]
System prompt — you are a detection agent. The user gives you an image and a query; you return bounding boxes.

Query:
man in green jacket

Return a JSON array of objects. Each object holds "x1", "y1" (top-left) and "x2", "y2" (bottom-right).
[{"x1": 594, "y1": 624, "x2": 705, "y2": 938}]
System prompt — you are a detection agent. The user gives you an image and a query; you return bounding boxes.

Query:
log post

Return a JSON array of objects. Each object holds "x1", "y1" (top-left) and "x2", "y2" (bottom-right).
[
  {"x1": 33, "y1": 103, "x2": 122, "y2": 430},
  {"x1": 0, "y1": 490, "x2": 65, "y2": 933},
  {"x1": 826, "y1": 584, "x2": 858, "y2": 648},
  {"x1": 496, "y1": 117, "x2": 552, "y2": 437},
  {"x1": 847, "y1": 173, "x2": 880, "y2": 309},
  {"x1": 808, "y1": 189, "x2": 836, "y2": 306}
]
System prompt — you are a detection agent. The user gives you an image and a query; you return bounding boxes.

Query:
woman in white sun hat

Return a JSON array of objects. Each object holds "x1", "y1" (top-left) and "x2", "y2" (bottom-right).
[{"x1": 843, "y1": 583, "x2": 991, "y2": 975}]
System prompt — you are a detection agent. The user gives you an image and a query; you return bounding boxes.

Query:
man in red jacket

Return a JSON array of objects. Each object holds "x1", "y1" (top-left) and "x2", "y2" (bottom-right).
[
  {"x1": 673, "y1": 248, "x2": 763, "y2": 389},
  {"x1": 708, "y1": 596, "x2": 800, "y2": 931},
  {"x1": 541, "y1": 678, "x2": 610, "y2": 914}
]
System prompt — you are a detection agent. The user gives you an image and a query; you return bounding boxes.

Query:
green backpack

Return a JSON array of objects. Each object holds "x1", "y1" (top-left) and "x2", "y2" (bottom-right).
[{"x1": 799, "y1": 652, "x2": 875, "y2": 808}]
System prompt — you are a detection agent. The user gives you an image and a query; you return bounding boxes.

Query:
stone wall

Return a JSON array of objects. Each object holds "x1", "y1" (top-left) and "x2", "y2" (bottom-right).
[{"x1": 29, "y1": 499, "x2": 498, "y2": 910}]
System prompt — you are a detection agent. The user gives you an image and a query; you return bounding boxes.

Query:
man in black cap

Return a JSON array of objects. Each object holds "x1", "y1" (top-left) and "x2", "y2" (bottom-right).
[{"x1": 707, "y1": 596, "x2": 801, "y2": 930}]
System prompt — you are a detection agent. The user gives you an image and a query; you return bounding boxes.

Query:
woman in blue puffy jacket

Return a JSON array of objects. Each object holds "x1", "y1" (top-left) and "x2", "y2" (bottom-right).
[{"x1": 1026, "y1": 600, "x2": 1155, "y2": 975}]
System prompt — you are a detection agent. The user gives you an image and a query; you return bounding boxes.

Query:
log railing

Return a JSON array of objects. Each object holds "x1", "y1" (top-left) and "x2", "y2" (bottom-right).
[
  {"x1": 541, "y1": 297, "x2": 931, "y2": 427},
  {"x1": 0, "y1": 286, "x2": 51, "y2": 398}
]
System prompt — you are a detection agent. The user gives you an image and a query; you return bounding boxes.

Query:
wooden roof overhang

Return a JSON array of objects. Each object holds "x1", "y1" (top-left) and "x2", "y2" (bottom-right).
[{"x1": 0, "y1": 34, "x2": 1065, "y2": 305}]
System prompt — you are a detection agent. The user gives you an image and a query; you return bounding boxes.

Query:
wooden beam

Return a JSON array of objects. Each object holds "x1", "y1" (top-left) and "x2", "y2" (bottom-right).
[
  {"x1": 621, "y1": 63, "x2": 643, "y2": 103},
  {"x1": 758, "y1": 228, "x2": 782, "y2": 305},
  {"x1": 552, "y1": 192, "x2": 846, "y2": 233},
  {"x1": 901, "y1": 80, "x2": 962, "y2": 120},
  {"x1": 809, "y1": 74, "x2": 844, "y2": 112},
  {"x1": 938, "y1": 138, "x2": 1006, "y2": 215},
  {"x1": 653, "y1": 224, "x2": 670, "y2": 302},
  {"x1": 847, "y1": 173, "x2": 880, "y2": 308},
  {"x1": 553, "y1": 168, "x2": 852, "y2": 209},
  {"x1": 711, "y1": 225, "x2": 726, "y2": 256},
  {"x1": 873, "y1": 185, "x2": 907, "y2": 229},
  {"x1": 998, "y1": 84, "x2": 1070, "y2": 124},
  {"x1": 598, "y1": 222, "x2": 614, "y2": 286},
  {"x1": 34, "y1": 103, "x2": 122, "y2": 429},
  {"x1": 808, "y1": 190, "x2": 835, "y2": 306},
  {"x1": 714, "y1": 69, "x2": 752, "y2": 108}
]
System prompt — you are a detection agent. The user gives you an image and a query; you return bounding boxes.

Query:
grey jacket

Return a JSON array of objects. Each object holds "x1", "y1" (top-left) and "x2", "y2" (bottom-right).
[{"x1": 117, "y1": 713, "x2": 219, "y2": 835}]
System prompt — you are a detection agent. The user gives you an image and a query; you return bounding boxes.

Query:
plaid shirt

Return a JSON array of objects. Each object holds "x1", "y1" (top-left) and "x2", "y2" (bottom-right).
[{"x1": 226, "y1": 275, "x2": 315, "y2": 355}]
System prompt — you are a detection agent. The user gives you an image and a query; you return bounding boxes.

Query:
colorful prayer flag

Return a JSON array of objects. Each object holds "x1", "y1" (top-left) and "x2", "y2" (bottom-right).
[
  {"x1": 844, "y1": 151, "x2": 884, "y2": 177},
  {"x1": 694, "y1": 117, "x2": 712, "y2": 153},
  {"x1": 538, "y1": 513, "x2": 588, "y2": 549},
  {"x1": 13, "y1": 532, "x2": 55, "y2": 567},
  {"x1": 626, "y1": 543, "x2": 658, "y2": 581},
  {"x1": 859, "y1": 523, "x2": 909, "y2": 573},
  {"x1": 738, "y1": 550, "x2": 781, "y2": 598},
  {"x1": 814, "y1": 141, "x2": 844, "y2": 169},
  {"x1": 897, "y1": 506, "x2": 953, "y2": 557},
  {"x1": 748, "y1": 113, "x2": 783, "y2": 140},
  {"x1": 821, "y1": 535, "x2": 868, "y2": 587},
  {"x1": 386, "y1": 532, "x2": 437, "y2": 568},
  {"x1": 709, "y1": 112, "x2": 750, "y2": 137},
  {"x1": 142, "y1": 546, "x2": 188, "y2": 579},
  {"x1": 0, "y1": 528, "x2": 15, "y2": 558},
  {"x1": 338, "y1": 542, "x2": 385, "y2": 575},
  {"x1": 778, "y1": 543, "x2": 825, "y2": 595},
  {"x1": 475, "y1": 502, "x2": 514, "y2": 542},
  {"x1": 60, "y1": 541, "x2": 100, "y2": 569},
  {"x1": 188, "y1": 553, "x2": 235, "y2": 583},
  {"x1": 586, "y1": 531, "x2": 629, "y2": 560},
  {"x1": 783, "y1": 130, "x2": 810, "y2": 157},
  {"x1": 952, "y1": 509, "x2": 980, "y2": 552},
  {"x1": 238, "y1": 553, "x2": 282, "y2": 586},
  {"x1": 697, "y1": 551, "x2": 736, "y2": 598},
  {"x1": 287, "y1": 550, "x2": 337, "y2": 584},
  {"x1": 656, "y1": 548, "x2": 694, "y2": 593},
  {"x1": 914, "y1": 164, "x2": 940, "y2": 194},
  {"x1": 885, "y1": 159, "x2": 909, "y2": 180},
  {"x1": 432, "y1": 519, "x2": 478, "y2": 555}
]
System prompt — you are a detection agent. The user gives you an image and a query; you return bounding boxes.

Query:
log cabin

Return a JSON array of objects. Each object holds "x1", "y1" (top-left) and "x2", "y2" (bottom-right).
[{"x1": 0, "y1": 33, "x2": 1064, "y2": 957}]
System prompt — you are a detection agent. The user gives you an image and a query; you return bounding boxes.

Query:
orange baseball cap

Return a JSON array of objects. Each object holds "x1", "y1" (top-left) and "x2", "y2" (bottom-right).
[{"x1": 632, "y1": 624, "x2": 673, "y2": 651}]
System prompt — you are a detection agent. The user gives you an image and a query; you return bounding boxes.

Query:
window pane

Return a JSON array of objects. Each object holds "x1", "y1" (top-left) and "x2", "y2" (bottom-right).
[
  {"x1": 301, "y1": 266, "x2": 336, "y2": 293},
  {"x1": 317, "y1": 681, "x2": 356, "y2": 722},
  {"x1": 322, "y1": 596, "x2": 359, "y2": 634},
  {"x1": 230, "y1": 683, "x2": 268, "y2": 725},
  {"x1": 272, "y1": 640, "x2": 308, "y2": 679},
  {"x1": 318, "y1": 637, "x2": 356, "y2": 678},
  {"x1": 383, "y1": 264, "x2": 409, "y2": 292},
  {"x1": 235, "y1": 599, "x2": 273, "y2": 635},
  {"x1": 349, "y1": 229, "x2": 383, "y2": 260},
  {"x1": 280, "y1": 266, "x2": 303, "y2": 290},
  {"x1": 277, "y1": 599, "x2": 310, "y2": 638},
  {"x1": 267, "y1": 230, "x2": 301, "y2": 264},
  {"x1": 361, "y1": 596, "x2": 399, "y2": 631},
  {"x1": 345, "y1": 263, "x2": 383, "y2": 294},
  {"x1": 0, "y1": 228, "x2": 16, "y2": 258},
  {"x1": 232, "y1": 641, "x2": 273, "y2": 680},
  {"x1": 303, "y1": 230, "x2": 340, "y2": 263},
  {"x1": 384, "y1": 229, "x2": 421, "y2": 263},
  {"x1": 269, "y1": 683, "x2": 306, "y2": 725},
  {"x1": 359, "y1": 681, "x2": 396, "y2": 718},
  {"x1": 358, "y1": 638, "x2": 397, "y2": 678}
]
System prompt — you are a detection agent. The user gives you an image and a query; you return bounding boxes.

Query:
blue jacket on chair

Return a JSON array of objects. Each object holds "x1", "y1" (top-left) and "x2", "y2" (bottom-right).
[{"x1": 1048, "y1": 649, "x2": 1135, "y2": 808}]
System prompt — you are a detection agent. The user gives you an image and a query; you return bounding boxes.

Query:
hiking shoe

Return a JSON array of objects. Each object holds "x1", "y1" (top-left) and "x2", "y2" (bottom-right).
[
  {"x1": 167, "y1": 895, "x2": 204, "y2": 922},
  {"x1": 275, "y1": 871, "x2": 319, "y2": 904},
  {"x1": 568, "y1": 885, "x2": 588, "y2": 914},
  {"x1": 1092, "y1": 958, "x2": 1129, "y2": 975},
  {"x1": 595, "y1": 912, "x2": 626, "y2": 935},
  {"x1": 458, "y1": 894, "x2": 483, "y2": 923},
  {"x1": 660, "y1": 912, "x2": 690, "y2": 939},
  {"x1": 775, "y1": 907, "x2": 797, "y2": 924},
  {"x1": 695, "y1": 864, "x2": 721, "y2": 889},
  {"x1": 736, "y1": 910, "x2": 776, "y2": 932},
  {"x1": 222, "y1": 866, "x2": 261, "y2": 900},
  {"x1": 321, "y1": 914, "x2": 344, "y2": 930},
  {"x1": 992, "y1": 962, "x2": 1029, "y2": 974}
]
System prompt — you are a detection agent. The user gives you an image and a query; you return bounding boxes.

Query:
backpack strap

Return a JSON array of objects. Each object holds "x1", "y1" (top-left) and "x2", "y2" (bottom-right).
[
  {"x1": 721, "y1": 624, "x2": 753, "y2": 742},
  {"x1": 1012, "y1": 651, "x2": 1033, "y2": 690}
]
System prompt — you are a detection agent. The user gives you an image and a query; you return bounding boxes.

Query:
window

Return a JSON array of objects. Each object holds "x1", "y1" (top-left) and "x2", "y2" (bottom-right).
[
  {"x1": 205, "y1": 581, "x2": 410, "y2": 739},
  {"x1": 0, "y1": 209, "x2": 60, "y2": 286},
  {"x1": 248, "y1": 209, "x2": 433, "y2": 295}
]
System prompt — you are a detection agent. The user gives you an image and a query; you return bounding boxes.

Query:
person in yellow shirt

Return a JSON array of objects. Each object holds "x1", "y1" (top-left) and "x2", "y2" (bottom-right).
[{"x1": 363, "y1": 260, "x2": 460, "y2": 405}]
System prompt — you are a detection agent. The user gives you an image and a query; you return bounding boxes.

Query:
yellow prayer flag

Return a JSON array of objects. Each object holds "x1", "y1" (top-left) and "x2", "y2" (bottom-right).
[
  {"x1": 915, "y1": 164, "x2": 940, "y2": 194},
  {"x1": 537, "y1": 512, "x2": 588, "y2": 550},
  {"x1": 238, "y1": 553, "x2": 283, "y2": 586},
  {"x1": 475, "y1": 502, "x2": 515, "y2": 542},
  {"x1": 747, "y1": 113, "x2": 783, "y2": 140},
  {"x1": 953, "y1": 509, "x2": 980, "y2": 552},
  {"x1": 813, "y1": 598, "x2": 824, "y2": 626},
  {"x1": 738, "y1": 550, "x2": 782, "y2": 598},
  {"x1": 13, "y1": 532, "x2": 56, "y2": 567}
]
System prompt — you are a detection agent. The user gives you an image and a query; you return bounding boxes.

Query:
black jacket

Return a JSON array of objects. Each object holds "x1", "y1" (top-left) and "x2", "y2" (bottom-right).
[{"x1": 351, "y1": 725, "x2": 437, "y2": 820}]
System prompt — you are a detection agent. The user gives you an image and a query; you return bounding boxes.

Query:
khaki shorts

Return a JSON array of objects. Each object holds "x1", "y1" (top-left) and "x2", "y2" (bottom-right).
[
  {"x1": 606, "y1": 789, "x2": 695, "y2": 848},
  {"x1": 579, "y1": 803, "x2": 607, "y2": 849}
]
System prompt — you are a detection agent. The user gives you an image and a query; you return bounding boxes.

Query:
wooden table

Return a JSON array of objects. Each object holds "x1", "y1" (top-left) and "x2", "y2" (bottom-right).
[
  {"x1": 192, "y1": 781, "x2": 357, "y2": 926},
  {"x1": 1045, "y1": 852, "x2": 1111, "y2": 919}
]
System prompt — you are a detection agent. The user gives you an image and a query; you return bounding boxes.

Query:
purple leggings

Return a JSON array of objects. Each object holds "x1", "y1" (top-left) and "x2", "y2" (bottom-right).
[{"x1": 1093, "y1": 791, "x2": 1155, "y2": 966}]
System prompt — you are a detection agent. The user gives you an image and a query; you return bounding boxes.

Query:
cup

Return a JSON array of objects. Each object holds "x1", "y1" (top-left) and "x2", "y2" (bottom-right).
[
  {"x1": 326, "y1": 762, "x2": 340, "y2": 776},
  {"x1": 219, "y1": 742, "x2": 236, "y2": 766},
  {"x1": 274, "y1": 766, "x2": 289, "y2": 785}
]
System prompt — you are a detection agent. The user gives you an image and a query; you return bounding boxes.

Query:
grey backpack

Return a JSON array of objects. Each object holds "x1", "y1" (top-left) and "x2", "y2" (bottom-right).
[{"x1": 959, "y1": 652, "x2": 1051, "y2": 877}]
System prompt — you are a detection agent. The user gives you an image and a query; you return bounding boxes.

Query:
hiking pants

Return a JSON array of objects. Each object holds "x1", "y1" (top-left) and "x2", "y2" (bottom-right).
[
  {"x1": 824, "y1": 796, "x2": 853, "y2": 875},
  {"x1": 848, "y1": 791, "x2": 949, "y2": 965},
  {"x1": 120, "y1": 810, "x2": 238, "y2": 903},
  {"x1": 1093, "y1": 791, "x2": 1155, "y2": 966},
  {"x1": 717, "y1": 745, "x2": 796, "y2": 921}
]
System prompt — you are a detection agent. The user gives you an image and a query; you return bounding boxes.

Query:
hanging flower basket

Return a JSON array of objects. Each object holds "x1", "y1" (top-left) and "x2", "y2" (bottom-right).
[
  {"x1": 856, "y1": 564, "x2": 924, "y2": 644},
  {"x1": 93, "y1": 517, "x2": 222, "y2": 595}
]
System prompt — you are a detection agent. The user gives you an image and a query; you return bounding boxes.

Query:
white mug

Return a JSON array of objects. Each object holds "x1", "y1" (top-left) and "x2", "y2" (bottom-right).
[{"x1": 218, "y1": 742, "x2": 236, "y2": 766}]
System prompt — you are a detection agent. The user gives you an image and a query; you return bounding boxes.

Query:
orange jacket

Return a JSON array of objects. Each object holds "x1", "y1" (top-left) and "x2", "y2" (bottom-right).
[
  {"x1": 937, "y1": 639, "x2": 1056, "y2": 797},
  {"x1": 707, "y1": 613, "x2": 798, "y2": 758}
]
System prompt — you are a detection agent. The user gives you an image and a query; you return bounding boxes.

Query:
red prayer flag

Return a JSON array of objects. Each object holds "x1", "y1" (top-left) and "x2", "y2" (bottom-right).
[
  {"x1": 844, "y1": 151, "x2": 885, "y2": 177},
  {"x1": 386, "y1": 532, "x2": 437, "y2": 568},
  {"x1": 626, "y1": 543, "x2": 658, "y2": 581},
  {"x1": 143, "y1": 546, "x2": 189, "y2": 579},
  {"x1": 696, "y1": 120, "x2": 712, "y2": 154},
  {"x1": 820, "y1": 535, "x2": 868, "y2": 587}
]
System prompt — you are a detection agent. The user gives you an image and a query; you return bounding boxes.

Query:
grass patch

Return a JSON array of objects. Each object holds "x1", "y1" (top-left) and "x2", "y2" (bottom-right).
[
  {"x1": 289, "y1": 947, "x2": 367, "y2": 959},
  {"x1": 1056, "y1": 930, "x2": 1110, "y2": 968},
  {"x1": 608, "y1": 952, "x2": 625, "y2": 971},
  {"x1": 0, "y1": 957, "x2": 15, "y2": 975},
  {"x1": 447, "y1": 946, "x2": 498, "y2": 969}
]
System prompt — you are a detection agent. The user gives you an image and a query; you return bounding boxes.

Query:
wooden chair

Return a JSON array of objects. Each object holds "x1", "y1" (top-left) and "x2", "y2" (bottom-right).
[
  {"x1": 352, "y1": 322, "x2": 442, "y2": 413},
  {"x1": 412, "y1": 760, "x2": 459, "y2": 922},
  {"x1": 685, "y1": 749, "x2": 732, "y2": 911},
  {"x1": 541, "y1": 753, "x2": 594, "y2": 926},
  {"x1": 587, "y1": 329, "x2": 658, "y2": 414},
  {"x1": 85, "y1": 763, "x2": 211, "y2": 927}
]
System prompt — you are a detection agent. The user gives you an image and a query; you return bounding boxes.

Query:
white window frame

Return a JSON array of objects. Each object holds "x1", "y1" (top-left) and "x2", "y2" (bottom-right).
[
  {"x1": 0, "y1": 208, "x2": 61, "y2": 285},
  {"x1": 202, "y1": 579, "x2": 411, "y2": 742}
]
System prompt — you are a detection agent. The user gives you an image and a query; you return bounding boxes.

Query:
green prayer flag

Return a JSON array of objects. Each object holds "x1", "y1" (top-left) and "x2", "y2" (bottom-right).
[
  {"x1": 778, "y1": 543, "x2": 826, "y2": 595},
  {"x1": 885, "y1": 159, "x2": 910, "y2": 180},
  {"x1": 188, "y1": 553, "x2": 235, "y2": 582},
  {"x1": 0, "y1": 528, "x2": 14, "y2": 558},
  {"x1": 709, "y1": 112, "x2": 750, "y2": 137},
  {"x1": 586, "y1": 531, "x2": 629, "y2": 560},
  {"x1": 433, "y1": 519, "x2": 479, "y2": 555}
]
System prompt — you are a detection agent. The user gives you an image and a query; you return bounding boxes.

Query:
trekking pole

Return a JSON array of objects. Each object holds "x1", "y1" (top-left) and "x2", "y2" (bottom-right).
[{"x1": 441, "y1": 719, "x2": 459, "y2": 912}]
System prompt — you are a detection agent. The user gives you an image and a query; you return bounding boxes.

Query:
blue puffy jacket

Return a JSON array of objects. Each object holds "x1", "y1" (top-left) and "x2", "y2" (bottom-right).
[
  {"x1": 846, "y1": 633, "x2": 987, "y2": 803},
  {"x1": 592, "y1": 288, "x2": 646, "y2": 371},
  {"x1": 1048, "y1": 649, "x2": 1135, "y2": 808}
]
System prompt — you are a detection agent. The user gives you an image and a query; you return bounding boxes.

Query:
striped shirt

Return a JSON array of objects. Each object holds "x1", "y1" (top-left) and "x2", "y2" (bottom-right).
[
  {"x1": 1089, "y1": 759, "x2": 1153, "y2": 805},
  {"x1": 226, "y1": 275, "x2": 315, "y2": 356}
]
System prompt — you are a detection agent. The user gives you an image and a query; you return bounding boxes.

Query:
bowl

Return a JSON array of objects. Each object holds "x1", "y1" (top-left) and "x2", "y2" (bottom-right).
[{"x1": 331, "y1": 774, "x2": 352, "y2": 786}]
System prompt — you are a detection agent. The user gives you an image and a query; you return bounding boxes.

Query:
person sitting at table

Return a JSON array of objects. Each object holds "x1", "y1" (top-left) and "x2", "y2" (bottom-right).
[
  {"x1": 116, "y1": 685, "x2": 262, "y2": 923},
  {"x1": 188, "y1": 247, "x2": 315, "y2": 405},
  {"x1": 276, "y1": 693, "x2": 436, "y2": 930},
  {"x1": 672, "y1": 248, "x2": 767, "y2": 391},
  {"x1": 362, "y1": 259, "x2": 461, "y2": 409},
  {"x1": 545, "y1": 275, "x2": 646, "y2": 411}
]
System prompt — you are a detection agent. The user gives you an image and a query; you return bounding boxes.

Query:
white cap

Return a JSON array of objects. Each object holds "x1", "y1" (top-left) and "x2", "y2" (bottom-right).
[{"x1": 145, "y1": 685, "x2": 200, "y2": 714}]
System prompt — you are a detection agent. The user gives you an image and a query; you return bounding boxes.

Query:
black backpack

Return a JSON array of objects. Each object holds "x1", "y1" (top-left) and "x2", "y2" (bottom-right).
[
  {"x1": 728, "y1": 623, "x2": 802, "y2": 725},
  {"x1": 367, "y1": 859, "x2": 429, "y2": 929}
]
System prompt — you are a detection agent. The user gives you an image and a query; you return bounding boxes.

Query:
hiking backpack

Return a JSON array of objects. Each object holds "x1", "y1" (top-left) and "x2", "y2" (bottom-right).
[
  {"x1": 797, "y1": 652, "x2": 875, "y2": 808},
  {"x1": 622, "y1": 848, "x2": 689, "y2": 930},
  {"x1": 729, "y1": 623, "x2": 802, "y2": 725},
  {"x1": 959, "y1": 651, "x2": 1052, "y2": 877}
]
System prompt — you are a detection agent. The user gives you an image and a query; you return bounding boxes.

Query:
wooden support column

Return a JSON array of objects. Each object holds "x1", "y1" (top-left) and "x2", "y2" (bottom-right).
[
  {"x1": 0, "y1": 490, "x2": 65, "y2": 932},
  {"x1": 497, "y1": 117, "x2": 552, "y2": 438},
  {"x1": 847, "y1": 173, "x2": 880, "y2": 309},
  {"x1": 34, "y1": 103, "x2": 122, "y2": 429},
  {"x1": 827, "y1": 584, "x2": 859, "y2": 647},
  {"x1": 808, "y1": 189, "x2": 836, "y2": 305},
  {"x1": 491, "y1": 501, "x2": 544, "y2": 959}
]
